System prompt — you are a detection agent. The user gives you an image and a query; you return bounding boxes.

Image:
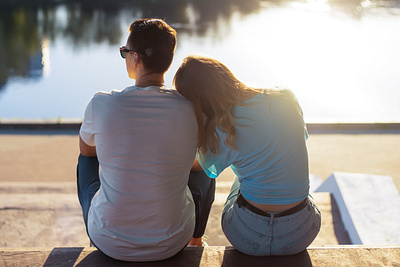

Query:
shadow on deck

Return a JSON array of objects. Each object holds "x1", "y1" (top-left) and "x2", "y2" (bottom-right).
[{"x1": 1, "y1": 246, "x2": 400, "y2": 266}]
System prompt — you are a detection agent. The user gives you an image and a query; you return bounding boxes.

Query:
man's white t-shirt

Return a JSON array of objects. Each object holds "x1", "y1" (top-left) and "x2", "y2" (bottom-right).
[{"x1": 79, "y1": 86, "x2": 197, "y2": 261}]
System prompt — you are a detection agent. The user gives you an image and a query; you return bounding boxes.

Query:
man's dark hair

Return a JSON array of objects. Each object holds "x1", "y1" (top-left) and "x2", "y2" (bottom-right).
[{"x1": 127, "y1": 19, "x2": 177, "y2": 74}]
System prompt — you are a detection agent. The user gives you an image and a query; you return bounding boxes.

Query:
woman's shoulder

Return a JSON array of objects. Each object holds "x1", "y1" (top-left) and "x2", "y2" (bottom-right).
[
  {"x1": 260, "y1": 88, "x2": 304, "y2": 116},
  {"x1": 262, "y1": 87, "x2": 296, "y2": 99}
]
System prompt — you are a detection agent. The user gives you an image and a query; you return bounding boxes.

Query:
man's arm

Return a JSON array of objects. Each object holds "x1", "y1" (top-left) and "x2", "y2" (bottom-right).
[{"x1": 79, "y1": 135, "x2": 97, "y2": 157}]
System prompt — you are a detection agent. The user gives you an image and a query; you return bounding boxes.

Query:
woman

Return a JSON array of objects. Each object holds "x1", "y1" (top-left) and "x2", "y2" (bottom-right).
[{"x1": 173, "y1": 55, "x2": 321, "y2": 256}]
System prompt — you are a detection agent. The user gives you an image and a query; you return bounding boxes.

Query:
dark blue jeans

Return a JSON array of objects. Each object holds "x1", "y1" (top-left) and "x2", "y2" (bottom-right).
[{"x1": 77, "y1": 154, "x2": 215, "y2": 241}]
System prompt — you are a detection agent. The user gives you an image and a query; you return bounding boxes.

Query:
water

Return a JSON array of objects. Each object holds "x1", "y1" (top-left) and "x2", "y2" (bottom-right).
[{"x1": 1, "y1": 0, "x2": 400, "y2": 122}]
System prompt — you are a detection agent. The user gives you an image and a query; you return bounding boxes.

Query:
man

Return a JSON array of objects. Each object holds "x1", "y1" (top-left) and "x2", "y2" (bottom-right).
[{"x1": 77, "y1": 18, "x2": 215, "y2": 262}]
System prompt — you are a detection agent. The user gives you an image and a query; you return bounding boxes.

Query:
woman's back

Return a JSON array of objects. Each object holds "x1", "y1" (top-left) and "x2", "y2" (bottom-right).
[{"x1": 197, "y1": 90, "x2": 309, "y2": 205}]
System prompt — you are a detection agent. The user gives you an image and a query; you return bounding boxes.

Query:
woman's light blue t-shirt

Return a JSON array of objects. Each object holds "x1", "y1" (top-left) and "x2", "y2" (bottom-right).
[{"x1": 197, "y1": 90, "x2": 309, "y2": 205}]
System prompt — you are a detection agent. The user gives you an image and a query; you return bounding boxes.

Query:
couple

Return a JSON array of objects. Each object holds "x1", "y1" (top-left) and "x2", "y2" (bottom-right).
[{"x1": 77, "y1": 18, "x2": 321, "y2": 262}]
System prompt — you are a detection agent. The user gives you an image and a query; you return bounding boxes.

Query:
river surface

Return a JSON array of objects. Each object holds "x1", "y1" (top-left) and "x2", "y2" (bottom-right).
[{"x1": 1, "y1": 0, "x2": 399, "y2": 122}]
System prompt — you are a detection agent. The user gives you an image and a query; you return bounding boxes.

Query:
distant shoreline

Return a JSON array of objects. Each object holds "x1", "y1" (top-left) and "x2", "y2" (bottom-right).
[{"x1": 1, "y1": 119, "x2": 400, "y2": 133}]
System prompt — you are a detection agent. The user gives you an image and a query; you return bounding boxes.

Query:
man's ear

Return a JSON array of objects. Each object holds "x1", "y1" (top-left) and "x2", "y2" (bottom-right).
[{"x1": 133, "y1": 52, "x2": 141, "y2": 67}]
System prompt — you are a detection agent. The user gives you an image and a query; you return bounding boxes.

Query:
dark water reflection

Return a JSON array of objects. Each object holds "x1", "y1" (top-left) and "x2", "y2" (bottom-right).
[{"x1": 0, "y1": 0, "x2": 265, "y2": 89}]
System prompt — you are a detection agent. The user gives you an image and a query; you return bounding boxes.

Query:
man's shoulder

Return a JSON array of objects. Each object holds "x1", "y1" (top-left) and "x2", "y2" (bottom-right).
[
  {"x1": 92, "y1": 86, "x2": 184, "y2": 99},
  {"x1": 90, "y1": 87, "x2": 134, "y2": 105},
  {"x1": 156, "y1": 87, "x2": 190, "y2": 101},
  {"x1": 92, "y1": 88, "x2": 125, "y2": 98},
  {"x1": 132, "y1": 86, "x2": 192, "y2": 106},
  {"x1": 89, "y1": 86, "x2": 192, "y2": 109}
]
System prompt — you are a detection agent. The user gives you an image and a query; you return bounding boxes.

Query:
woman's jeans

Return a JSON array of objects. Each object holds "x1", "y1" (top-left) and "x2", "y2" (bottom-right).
[
  {"x1": 77, "y1": 154, "x2": 215, "y2": 242},
  {"x1": 222, "y1": 176, "x2": 321, "y2": 256}
]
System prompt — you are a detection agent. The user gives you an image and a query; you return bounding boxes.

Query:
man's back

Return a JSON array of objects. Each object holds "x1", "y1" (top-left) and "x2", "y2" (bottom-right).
[{"x1": 80, "y1": 86, "x2": 198, "y2": 261}]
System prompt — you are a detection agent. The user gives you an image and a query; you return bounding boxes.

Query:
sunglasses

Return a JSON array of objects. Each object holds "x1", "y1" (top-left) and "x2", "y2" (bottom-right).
[{"x1": 119, "y1": 46, "x2": 138, "y2": 59}]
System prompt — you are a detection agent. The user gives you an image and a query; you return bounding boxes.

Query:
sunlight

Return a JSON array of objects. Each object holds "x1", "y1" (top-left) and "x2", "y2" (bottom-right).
[
  {"x1": 221, "y1": 3, "x2": 400, "y2": 122},
  {"x1": 41, "y1": 37, "x2": 51, "y2": 77},
  {"x1": 361, "y1": 0, "x2": 372, "y2": 9},
  {"x1": 292, "y1": 0, "x2": 331, "y2": 13},
  {"x1": 185, "y1": 4, "x2": 198, "y2": 25}
]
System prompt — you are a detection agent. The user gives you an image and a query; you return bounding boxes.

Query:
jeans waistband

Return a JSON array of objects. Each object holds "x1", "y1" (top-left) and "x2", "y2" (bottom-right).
[{"x1": 236, "y1": 193, "x2": 308, "y2": 218}]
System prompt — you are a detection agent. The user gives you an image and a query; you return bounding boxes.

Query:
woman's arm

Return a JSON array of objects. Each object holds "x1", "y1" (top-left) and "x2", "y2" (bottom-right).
[{"x1": 191, "y1": 158, "x2": 203, "y2": 172}]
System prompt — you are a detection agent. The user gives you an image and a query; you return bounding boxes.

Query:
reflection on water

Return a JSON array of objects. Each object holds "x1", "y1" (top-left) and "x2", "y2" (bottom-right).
[
  {"x1": 0, "y1": 0, "x2": 262, "y2": 89},
  {"x1": 0, "y1": 0, "x2": 400, "y2": 122}
]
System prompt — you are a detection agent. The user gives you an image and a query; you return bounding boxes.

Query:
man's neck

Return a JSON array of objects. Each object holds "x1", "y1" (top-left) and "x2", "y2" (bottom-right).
[{"x1": 135, "y1": 71, "x2": 165, "y2": 88}]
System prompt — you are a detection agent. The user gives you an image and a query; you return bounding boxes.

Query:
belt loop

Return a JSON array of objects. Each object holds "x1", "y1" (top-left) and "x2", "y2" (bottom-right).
[{"x1": 237, "y1": 192, "x2": 243, "y2": 208}]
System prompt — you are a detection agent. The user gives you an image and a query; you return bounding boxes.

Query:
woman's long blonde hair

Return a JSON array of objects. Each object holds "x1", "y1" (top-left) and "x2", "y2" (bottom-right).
[{"x1": 173, "y1": 55, "x2": 258, "y2": 154}]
